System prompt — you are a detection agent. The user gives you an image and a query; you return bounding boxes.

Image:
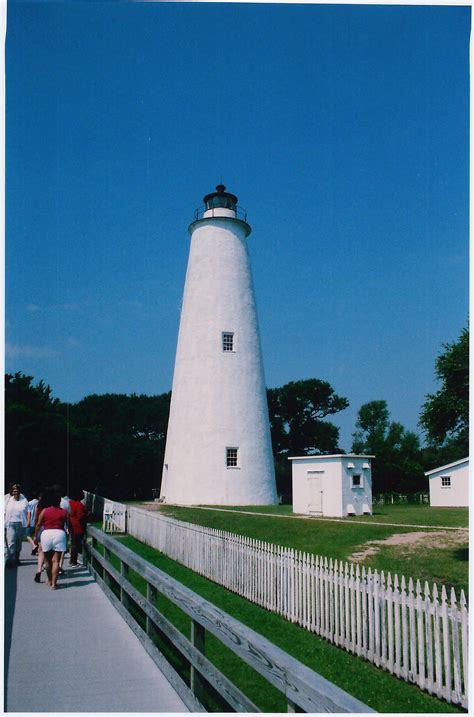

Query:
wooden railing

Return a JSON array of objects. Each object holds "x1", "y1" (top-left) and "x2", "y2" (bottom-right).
[
  {"x1": 125, "y1": 505, "x2": 468, "y2": 708},
  {"x1": 83, "y1": 526, "x2": 373, "y2": 713}
]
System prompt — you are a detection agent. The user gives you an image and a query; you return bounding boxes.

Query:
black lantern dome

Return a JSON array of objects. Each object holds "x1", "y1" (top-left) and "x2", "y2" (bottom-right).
[
  {"x1": 203, "y1": 184, "x2": 238, "y2": 212},
  {"x1": 190, "y1": 183, "x2": 250, "y2": 235}
]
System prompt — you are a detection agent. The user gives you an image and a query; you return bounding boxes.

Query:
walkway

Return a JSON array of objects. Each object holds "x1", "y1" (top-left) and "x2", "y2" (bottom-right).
[{"x1": 4, "y1": 549, "x2": 188, "y2": 712}]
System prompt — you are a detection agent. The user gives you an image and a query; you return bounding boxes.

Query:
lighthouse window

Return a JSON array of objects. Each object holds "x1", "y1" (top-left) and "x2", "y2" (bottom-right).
[
  {"x1": 352, "y1": 474, "x2": 362, "y2": 488},
  {"x1": 222, "y1": 332, "x2": 234, "y2": 352},
  {"x1": 226, "y1": 447, "x2": 239, "y2": 468}
]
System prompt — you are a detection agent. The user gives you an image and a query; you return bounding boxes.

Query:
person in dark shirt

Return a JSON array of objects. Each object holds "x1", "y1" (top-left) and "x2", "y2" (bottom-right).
[{"x1": 68, "y1": 489, "x2": 89, "y2": 566}]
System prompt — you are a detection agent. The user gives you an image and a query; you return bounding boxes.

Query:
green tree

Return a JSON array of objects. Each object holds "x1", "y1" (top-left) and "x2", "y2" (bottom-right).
[
  {"x1": 419, "y1": 327, "x2": 469, "y2": 465},
  {"x1": 69, "y1": 392, "x2": 171, "y2": 500},
  {"x1": 267, "y1": 379, "x2": 348, "y2": 496},
  {"x1": 5, "y1": 374, "x2": 172, "y2": 500},
  {"x1": 5, "y1": 372, "x2": 68, "y2": 494},
  {"x1": 352, "y1": 400, "x2": 424, "y2": 494}
]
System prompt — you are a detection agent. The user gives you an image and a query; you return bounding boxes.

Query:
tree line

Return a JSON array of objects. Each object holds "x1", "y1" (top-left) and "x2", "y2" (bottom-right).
[{"x1": 5, "y1": 327, "x2": 468, "y2": 501}]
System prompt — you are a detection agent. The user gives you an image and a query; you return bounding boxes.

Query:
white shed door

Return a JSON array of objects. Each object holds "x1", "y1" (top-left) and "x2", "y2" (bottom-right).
[{"x1": 307, "y1": 475, "x2": 323, "y2": 513}]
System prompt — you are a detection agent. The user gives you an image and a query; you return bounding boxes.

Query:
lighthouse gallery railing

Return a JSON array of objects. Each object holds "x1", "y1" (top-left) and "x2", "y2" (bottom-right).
[{"x1": 193, "y1": 204, "x2": 248, "y2": 222}]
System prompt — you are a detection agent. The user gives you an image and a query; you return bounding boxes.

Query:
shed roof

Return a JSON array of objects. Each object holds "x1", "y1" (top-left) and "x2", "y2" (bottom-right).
[
  {"x1": 424, "y1": 457, "x2": 469, "y2": 476},
  {"x1": 288, "y1": 454, "x2": 375, "y2": 461}
]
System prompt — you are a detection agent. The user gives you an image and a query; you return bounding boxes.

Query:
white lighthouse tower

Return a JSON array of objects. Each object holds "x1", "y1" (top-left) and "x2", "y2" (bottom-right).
[{"x1": 160, "y1": 184, "x2": 277, "y2": 506}]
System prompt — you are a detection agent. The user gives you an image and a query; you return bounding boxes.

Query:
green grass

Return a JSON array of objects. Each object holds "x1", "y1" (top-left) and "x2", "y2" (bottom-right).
[
  {"x1": 103, "y1": 534, "x2": 463, "y2": 713},
  {"x1": 343, "y1": 505, "x2": 468, "y2": 528},
  {"x1": 156, "y1": 505, "x2": 469, "y2": 595},
  {"x1": 185, "y1": 503, "x2": 468, "y2": 528}
]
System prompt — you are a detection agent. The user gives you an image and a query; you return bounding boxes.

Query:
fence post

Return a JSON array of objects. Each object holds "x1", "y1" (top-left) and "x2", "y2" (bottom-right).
[
  {"x1": 432, "y1": 584, "x2": 443, "y2": 698},
  {"x1": 400, "y1": 576, "x2": 409, "y2": 681},
  {"x1": 386, "y1": 573, "x2": 394, "y2": 672},
  {"x1": 190, "y1": 619, "x2": 206, "y2": 704},
  {"x1": 380, "y1": 572, "x2": 387, "y2": 668},
  {"x1": 366, "y1": 568, "x2": 374, "y2": 661},
  {"x1": 318, "y1": 556, "x2": 324, "y2": 637},
  {"x1": 324, "y1": 557, "x2": 330, "y2": 639},
  {"x1": 104, "y1": 546, "x2": 112, "y2": 587},
  {"x1": 425, "y1": 582, "x2": 434, "y2": 694},
  {"x1": 287, "y1": 698, "x2": 303, "y2": 712},
  {"x1": 355, "y1": 564, "x2": 362, "y2": 656},
  {"x1": 373, "y1": 570, "x2": 381, "y2": 667},
  {"x1": 344, "y1": 562, "x2": 350, "y2": 651},
  {"x1": 333, "y1": 560, "x2": 340, "y2": 646},
  {"x1": 460, "y1": 590, "x2": 468, "y2": 702},
  {"x1": 416, "y1": 579, "x2": 425, "y2": 691},
  {"x1": 83, "y1": 533, "x2": 90, "y2": 569},
  {"x1": 408, "y1": 577, "x2": 417, "y2": 682},
  {"x1": 120, "y1": 560, "x2": 129, "y2": 608},
  {"x1": 393, "y1": 575, "x2": 401, "y2": 678},
  {"x1": 146, "y1": 583, "x2": 157, "y2": 638},
  {"x1": 441, "y1": 585, "x2": 452, "y2": 703},
  {"x1": 329, "y1": 558, "x2": 335, "y2": 640},
  {"x1": 350, "y1": 563, "x2": 356, "y2": 652},
  {"x1": 361, "y1": 565, "x2": 368, "y2": 658},
  {"x1": 450, "y1": 587, "x2": 462, "y2": 704}
]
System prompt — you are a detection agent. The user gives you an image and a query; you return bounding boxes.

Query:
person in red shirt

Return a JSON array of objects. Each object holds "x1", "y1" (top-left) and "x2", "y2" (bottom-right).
[
  {"x1": 34, "y1": 491, "x2": 68, "y2": 590},
  {"x1": 68, "y1": 489, "x2": 89, "y2": 566}
]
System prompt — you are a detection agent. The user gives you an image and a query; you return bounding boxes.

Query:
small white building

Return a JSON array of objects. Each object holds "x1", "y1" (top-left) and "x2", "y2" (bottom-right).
[
  {"x1": 425, "y1": 457, "x2": 469, "y2": 507},
  {"x1": 289, "y1": 454, "x2": 374, "y2": 517}
]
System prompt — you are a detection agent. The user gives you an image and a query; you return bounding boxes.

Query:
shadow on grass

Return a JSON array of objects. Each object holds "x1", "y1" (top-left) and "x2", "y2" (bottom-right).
[{"x1": 452, "y1": 547, "x2": 469, "y2": 562}]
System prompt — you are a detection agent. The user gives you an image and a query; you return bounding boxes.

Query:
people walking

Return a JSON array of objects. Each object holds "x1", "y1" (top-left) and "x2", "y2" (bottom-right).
[
  {"x1": 5, "y1": 484, "x2": 29, "y2": 568},
  {"x1": 56, "y1": 486, "x2": 70, "y2": 575},
  {"x1": 33, "y1": 490, "x2": 47, "y2": 583},
  {"x1": 26, "y1": 489, "x2": 40, "y2": 554},
  {"x1": 68, "y1": 489, "x2": 89, "y2": 566},
  {"x1": 34, "y1": 491, "x2": 68, "y2": 590}
]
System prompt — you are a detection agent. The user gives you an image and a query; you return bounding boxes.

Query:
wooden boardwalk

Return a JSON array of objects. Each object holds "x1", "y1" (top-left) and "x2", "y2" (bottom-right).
[{"x1": 4, "y1": 549, "x2": 188, "y2": 712}]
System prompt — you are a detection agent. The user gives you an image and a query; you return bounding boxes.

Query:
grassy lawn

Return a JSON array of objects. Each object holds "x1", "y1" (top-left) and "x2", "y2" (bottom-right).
[
  {"x1": 103, "y1": 534, "x2": 463, "y2": 713},
  {"x1": 183, "y1": 503, "x2": 468, "y2": 528},
  {"x1": 155, "y1": 504, "x2": 468, "y2": 595},
  {"x1": 341, "y1": 505, "x2": 468, "y2": 528}
]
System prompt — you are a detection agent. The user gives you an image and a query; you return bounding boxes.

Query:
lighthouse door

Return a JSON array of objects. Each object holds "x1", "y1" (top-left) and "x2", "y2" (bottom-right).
[{"x1": 307, "y1": 472, "x2": 324, "y2": 514}]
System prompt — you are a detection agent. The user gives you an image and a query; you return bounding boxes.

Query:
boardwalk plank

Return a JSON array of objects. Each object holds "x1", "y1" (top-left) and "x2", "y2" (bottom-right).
[{"x1": 4, "y1": 552, "x2": 189, "y2": 713}]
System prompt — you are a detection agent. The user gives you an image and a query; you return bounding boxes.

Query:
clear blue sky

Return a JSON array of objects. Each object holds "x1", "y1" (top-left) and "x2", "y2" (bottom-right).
[{"x1": 6, "y1": 2, "x2": 470, "y2": 451}]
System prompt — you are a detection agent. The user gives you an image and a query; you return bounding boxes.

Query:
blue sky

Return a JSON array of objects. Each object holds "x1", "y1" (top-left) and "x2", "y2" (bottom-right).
[{"x1": 6, "y1": 2, "x2": 470, "y2": 450}]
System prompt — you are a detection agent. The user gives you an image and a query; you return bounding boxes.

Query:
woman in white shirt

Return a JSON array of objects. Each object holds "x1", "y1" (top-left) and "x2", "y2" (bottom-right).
[
  {"x1": 5, "y1": 484, "x2": 29, "y2": 567},
  {"x1": 26, "y1": 490, "x2": 40, "y2": 554}
]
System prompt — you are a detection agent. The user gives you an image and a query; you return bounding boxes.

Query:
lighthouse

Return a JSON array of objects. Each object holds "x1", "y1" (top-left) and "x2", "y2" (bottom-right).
[{"x1": 160, "y1": 184, "x2": 277, "y2": 505}]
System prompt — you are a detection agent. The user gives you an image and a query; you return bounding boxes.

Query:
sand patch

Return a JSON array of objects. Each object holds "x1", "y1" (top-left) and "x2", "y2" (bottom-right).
[{"x1": 349, "y1": 529, "x2": 468, "y2": 562}]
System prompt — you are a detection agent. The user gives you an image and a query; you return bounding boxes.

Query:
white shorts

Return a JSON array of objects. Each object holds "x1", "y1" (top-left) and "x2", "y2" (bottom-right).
[{"x1": 41, "y1": 529, "x2": 66, "y2": 553}]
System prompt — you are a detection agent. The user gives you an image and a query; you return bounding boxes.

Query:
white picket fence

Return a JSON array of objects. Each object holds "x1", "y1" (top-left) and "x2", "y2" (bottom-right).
[
  {"x1": 102, "y1": 500, "x2": 127, "y2": 533},
  {"x1": 101, "y1": 501, "x2": 468, "y2": 708}
]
